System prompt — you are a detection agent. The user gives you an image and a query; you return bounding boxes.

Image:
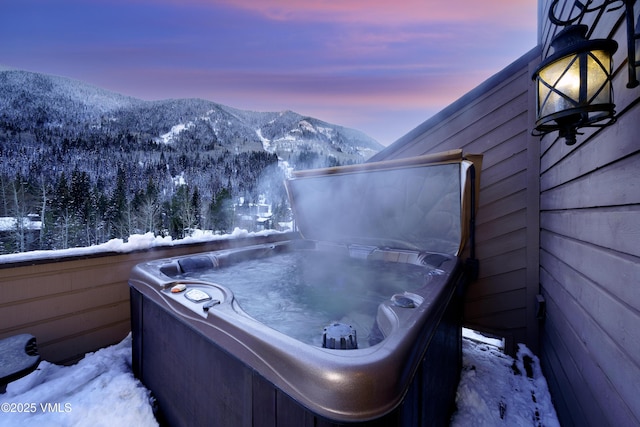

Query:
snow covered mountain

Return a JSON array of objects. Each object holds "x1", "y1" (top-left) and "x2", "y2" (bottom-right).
[
  {"x1": 0, "y1": 68, "x2": 383, "y2": 165},
  {"x1": 0, "y1": 67, "x2": 383, "y2": 252}
]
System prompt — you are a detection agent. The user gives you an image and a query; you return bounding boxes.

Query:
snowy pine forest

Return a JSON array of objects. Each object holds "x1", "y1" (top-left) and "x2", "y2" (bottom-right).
[{"x1": 0, "y1": 68, "x2": 383, "y2": 254}]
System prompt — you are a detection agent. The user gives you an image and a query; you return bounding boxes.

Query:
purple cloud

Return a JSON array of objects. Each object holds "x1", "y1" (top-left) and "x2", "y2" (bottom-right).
[{"x1": 0, "y1": 0, "x2": 537, "y2": 145}]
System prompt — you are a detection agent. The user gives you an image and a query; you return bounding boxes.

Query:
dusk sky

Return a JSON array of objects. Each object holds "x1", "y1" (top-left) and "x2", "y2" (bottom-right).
[{"x1": 1, "y1": 0, "x2": 538, "y2": 146}]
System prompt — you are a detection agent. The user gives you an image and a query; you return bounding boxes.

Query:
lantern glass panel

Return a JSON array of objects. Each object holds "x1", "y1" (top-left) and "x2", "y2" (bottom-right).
[
  {"x1": 586, "y1": 50, "x2": 612, "y2": 105},
  {"x1": 538, "y1": 55, "x2": 580, "y2": 118}
]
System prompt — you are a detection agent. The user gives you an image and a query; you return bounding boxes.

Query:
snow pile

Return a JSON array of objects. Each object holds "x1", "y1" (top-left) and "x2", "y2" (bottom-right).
[
  {"x1": 0, "y1": 228, "x2": 283, "y2": 264},
  {"x1": 451, "y1": 335, "x2": 560, "y2": 427},
  {"x1": 0, "y1": 330, "x2": 559, "y2": 426},
  {"x1": 0, "y1": 335, "x2": 157, "y2": 427}
]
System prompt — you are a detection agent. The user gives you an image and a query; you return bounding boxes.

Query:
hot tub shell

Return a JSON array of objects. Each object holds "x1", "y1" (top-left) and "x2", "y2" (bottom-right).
[{"x1": 129, "y1": 150, "x2": 481, "y2": 426}]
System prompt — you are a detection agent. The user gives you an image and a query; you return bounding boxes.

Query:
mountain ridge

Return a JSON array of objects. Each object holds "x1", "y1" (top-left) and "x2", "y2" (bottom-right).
[
  {"x1": 0, "y1": 68, "x2": 383, "y2": 160},
  {"x1": 0, "y1": 67, "x2": 383, "y2": 252}
]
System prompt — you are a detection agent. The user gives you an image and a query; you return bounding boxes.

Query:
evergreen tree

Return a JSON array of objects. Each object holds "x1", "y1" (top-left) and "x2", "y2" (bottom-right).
[
  {"x1": 190, "y1": 186, "x2": 201, "y2": 231},
  {"x1": 208, "y1": 187, "x2": 233, "y2": 233},
  {"x1": 107, "y1": 166, "x2": 129, "y2": 239},
  {"x1": 36, "y1": 175, "x2": 54, "y2": 250},
  {"x1": 52, "y1": 172, "x2": 70, "y2": 217},
  {"x1": 9, "y1": 177, "x2": 28, "y2": 253},
  {"x1": 52, "y1": 172, "x2": 71, "y2": 249},
  {"x1": 133, "y1": 177, "x2": 161, "y2": 235},
  {"x1": 167, "y1": 184, "x2": 200, "y2": 238}
]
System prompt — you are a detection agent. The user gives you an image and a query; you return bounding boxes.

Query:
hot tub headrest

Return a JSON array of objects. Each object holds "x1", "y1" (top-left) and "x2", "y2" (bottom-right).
[{"x1": 178, "y1": 256, "x2": 215, "y2": 273}]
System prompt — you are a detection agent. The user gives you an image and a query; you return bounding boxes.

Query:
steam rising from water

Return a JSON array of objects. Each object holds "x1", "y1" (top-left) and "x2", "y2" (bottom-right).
[
  {"x1": 181, "y1": 251, "x2": 432, "y2": 348},
  {"x1": 286, "y1": 163, "x2": 463, "y2": 254},
  {"x1": 192, "y1": 161, "x2": 465, "y2": 347}
]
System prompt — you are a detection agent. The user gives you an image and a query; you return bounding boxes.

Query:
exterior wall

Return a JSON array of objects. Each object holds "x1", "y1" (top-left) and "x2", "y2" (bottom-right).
[
  {"x1": 536, "y1": 1, "x2": 640, "y2": 426},
  {"x1": 0, "y1": 233, "x2": 295, "y2": 364},
  {"x1": 374, "y1": 1, "x2": 640, "y2": 424},
  {"x1": 370, "y1": 47, "x2": 542, "y2": 353}
]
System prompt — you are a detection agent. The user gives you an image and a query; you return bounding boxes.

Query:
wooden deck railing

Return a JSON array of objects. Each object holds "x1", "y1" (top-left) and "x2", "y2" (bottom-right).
[{"x1": 0, "y1": 232, "x2": 297, "y2": 364}]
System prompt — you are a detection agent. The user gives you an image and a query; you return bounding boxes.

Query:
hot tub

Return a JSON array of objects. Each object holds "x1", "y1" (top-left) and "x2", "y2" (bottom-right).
[{"x1": 129, "y1": 150, "x2": 481, "y2": 426}]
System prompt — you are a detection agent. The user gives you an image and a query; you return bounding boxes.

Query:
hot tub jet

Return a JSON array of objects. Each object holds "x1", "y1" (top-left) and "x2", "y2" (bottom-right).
[{"x1": 322, "y1": 322, "x2": 358, "y2": 349}]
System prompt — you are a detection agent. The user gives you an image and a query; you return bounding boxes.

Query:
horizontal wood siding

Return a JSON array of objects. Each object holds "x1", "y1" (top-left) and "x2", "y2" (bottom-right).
[
  {"x1": 371, "y1": 48, "x2": 541, "y2": 353},
  {"x1": 0, "y1": 233, "x2": 295, "y2": 364},
  {"x1": 538, "y1": 1, "x2": 640, "y2": 426}
]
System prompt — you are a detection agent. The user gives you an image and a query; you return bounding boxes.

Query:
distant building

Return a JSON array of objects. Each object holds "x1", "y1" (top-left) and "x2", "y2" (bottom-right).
[{"x1": 0, "y1": 215, "x2": 42, "y2": 252}]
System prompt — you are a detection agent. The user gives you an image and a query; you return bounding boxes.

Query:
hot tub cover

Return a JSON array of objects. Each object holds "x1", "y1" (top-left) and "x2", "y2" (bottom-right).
[{"x1": 285, "y1": 149, "x2": 482, "y2": 256}]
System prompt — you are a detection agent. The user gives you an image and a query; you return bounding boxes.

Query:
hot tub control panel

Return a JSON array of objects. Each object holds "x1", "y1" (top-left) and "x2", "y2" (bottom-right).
[
  {"x1": 162, "y1": 282, "x2": 228, "y2": 318},
  {"x1": 184, "y1": 288, "x2": 212, "y2": 302}
]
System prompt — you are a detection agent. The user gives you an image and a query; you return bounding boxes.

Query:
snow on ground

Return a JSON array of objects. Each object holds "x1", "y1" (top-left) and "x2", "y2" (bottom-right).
[
  {"x1": 156, "y1": 122, "x2": 194, "y2": 144},
  {"x1": 0, "y1": 336, "x2": 156, "y2": 427},
  {"x1": 255, "y1": 128, "x2": 272, "y2": 151},
  {"x1": 451, "y1": 330, "x2": 560, "y2": 427},
  {"x1": 0, "y1": 330, "x2": 559, "y2": 427}
]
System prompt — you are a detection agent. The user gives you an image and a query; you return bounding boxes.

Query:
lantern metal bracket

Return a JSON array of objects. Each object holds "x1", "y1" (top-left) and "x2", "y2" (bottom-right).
[{"x1": 548, "y1": 0, "x2": 639, "y2": 88}]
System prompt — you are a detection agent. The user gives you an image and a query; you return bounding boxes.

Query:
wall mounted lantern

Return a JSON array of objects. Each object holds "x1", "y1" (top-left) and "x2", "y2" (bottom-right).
[
  {"x1": 532, "y1": 0, "x2": 639, "y2": 145},
  {"x1": 532, "y1": 25, "x2": 618, "y2": 145}
]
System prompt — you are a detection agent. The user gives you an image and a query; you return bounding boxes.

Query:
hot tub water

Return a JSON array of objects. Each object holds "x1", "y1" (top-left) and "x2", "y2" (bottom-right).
[{"x1": 175, "y1": 250, "x2": 437, "y2": 348}]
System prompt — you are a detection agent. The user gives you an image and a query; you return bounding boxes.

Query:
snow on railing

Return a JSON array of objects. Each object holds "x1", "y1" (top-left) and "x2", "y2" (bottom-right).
[{"x1": 0, "y1": 228, "x2": 286, "y2": 265}]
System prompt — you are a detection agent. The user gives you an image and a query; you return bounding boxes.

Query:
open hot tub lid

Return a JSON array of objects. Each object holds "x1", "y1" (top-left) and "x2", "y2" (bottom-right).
[{"x1": 285, "y1": 149, "x2": 482, "y2": 256}]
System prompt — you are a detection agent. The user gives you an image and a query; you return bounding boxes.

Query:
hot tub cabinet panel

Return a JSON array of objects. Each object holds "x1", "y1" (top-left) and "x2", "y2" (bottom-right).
[{"x1": 130, "y1": 242, "x2": 465, "y2": 427}]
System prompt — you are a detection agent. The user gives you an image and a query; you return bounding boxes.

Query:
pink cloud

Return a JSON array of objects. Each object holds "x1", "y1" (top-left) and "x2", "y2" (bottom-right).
[
  {"x1": 6, "y1": 0, "x2": 536, "y2": 145},
  {"x1": 143, "y1": 0, "x2": 536, "y2": 29},
  {"x1": 121, "y1": 66, "x2": 482, "y2": 112}
]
